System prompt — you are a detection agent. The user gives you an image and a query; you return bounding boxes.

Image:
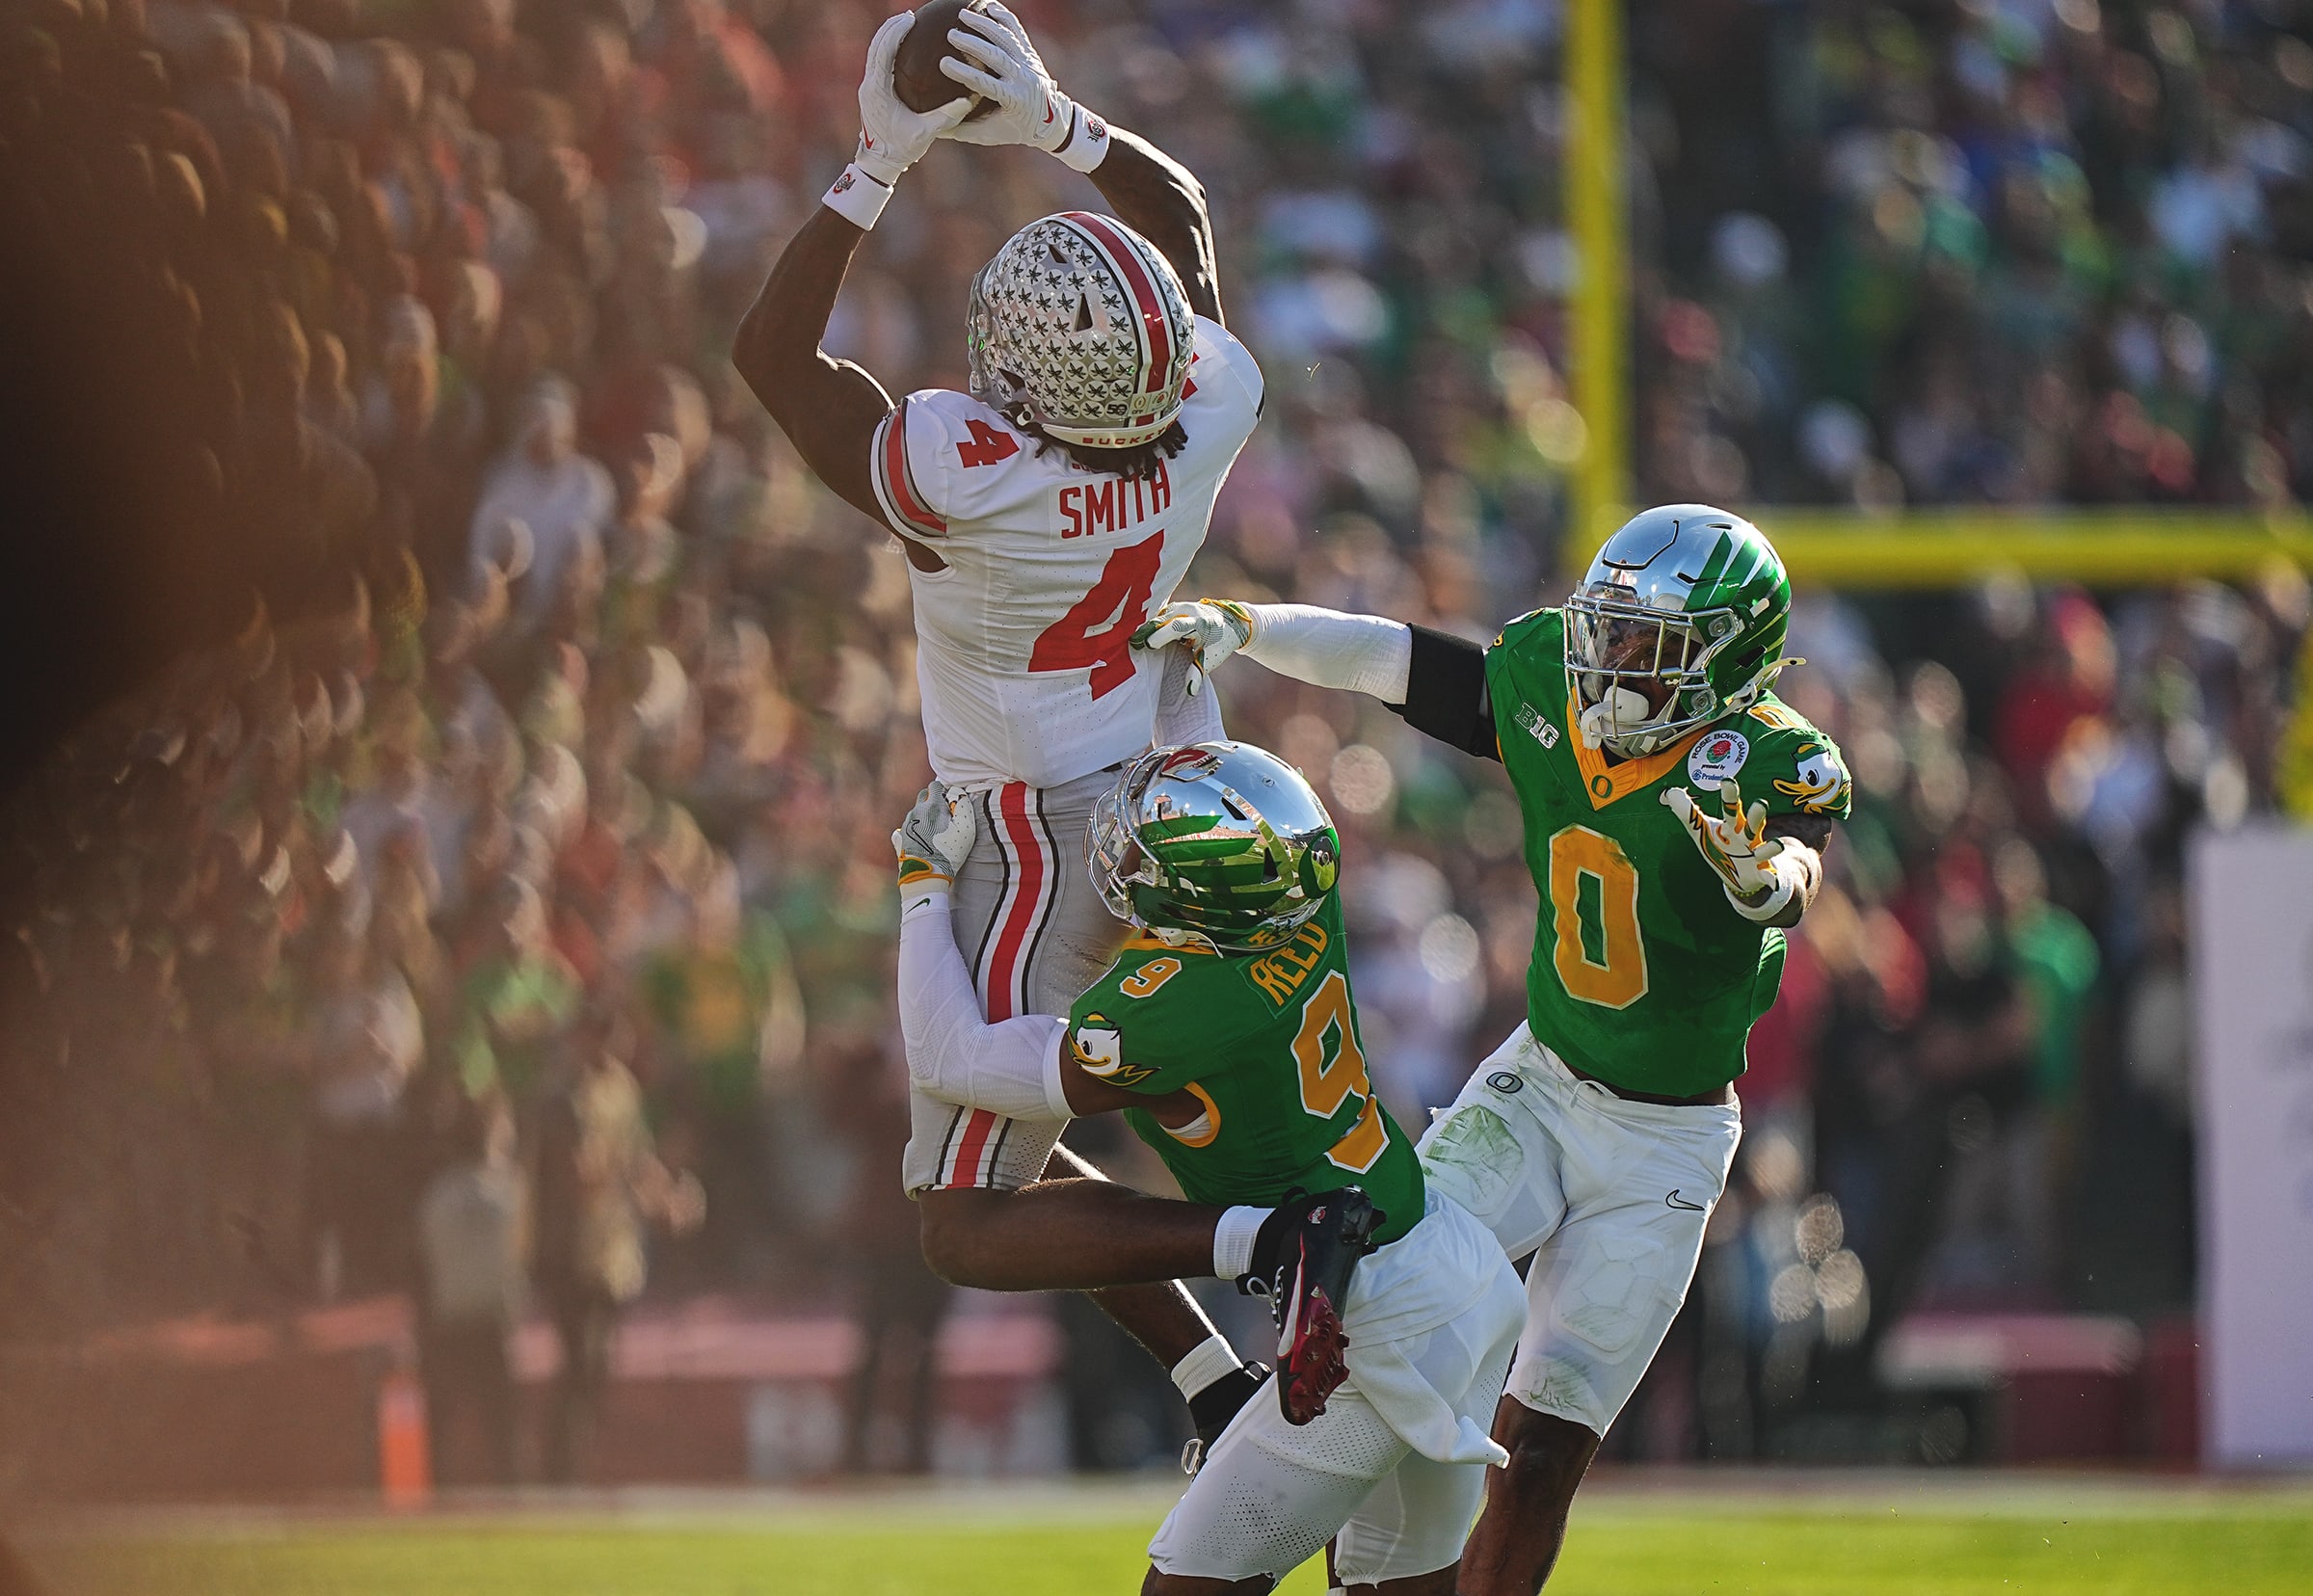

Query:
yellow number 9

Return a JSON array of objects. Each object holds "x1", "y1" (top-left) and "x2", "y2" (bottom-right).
[
  {"x1": 1121, "y1": 957, "x2": 1183, "y2": 998},
  {"x1": 1293, "y1": 971, "x2": 1388, "y2": 1172}
]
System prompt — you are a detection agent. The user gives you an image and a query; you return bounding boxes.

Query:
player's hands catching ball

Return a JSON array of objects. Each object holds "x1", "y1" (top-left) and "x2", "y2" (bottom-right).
[
  {"x1": 1133, "y1": 599, "x2": 1255, "y2": 697},
  {"x1": 1662, "y1": 777, "x2": 1783, "y2": 901},
  {"x1": 934, "y1": 3, "x2": 1076, "y2": 153},
  {"x1": 893, "y1": 782, "x2": 976, "y2": 912},
  {"x1": 856, "y1": 13, "x2": 971, "y2": 186}
]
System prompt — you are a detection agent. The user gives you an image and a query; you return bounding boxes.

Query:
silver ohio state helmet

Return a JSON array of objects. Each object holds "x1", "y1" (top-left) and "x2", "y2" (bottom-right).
[{"x1": 967, "y1": 211, "x2": 1195, "y2": 450}]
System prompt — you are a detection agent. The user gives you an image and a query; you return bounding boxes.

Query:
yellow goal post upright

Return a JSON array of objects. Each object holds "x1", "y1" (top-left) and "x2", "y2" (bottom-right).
[{"x1": 1557, "y1": 0, "x2": 2313, "y2": 590}]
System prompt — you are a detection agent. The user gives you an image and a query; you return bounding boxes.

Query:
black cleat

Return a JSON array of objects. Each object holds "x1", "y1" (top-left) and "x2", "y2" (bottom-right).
[
  {"x1": 1180, "y1": 1361, "x2": 1269, "y2": 1476},
  {"x1": 1240, "y1": 1186, "x2": 1384, "y2": 1425}
]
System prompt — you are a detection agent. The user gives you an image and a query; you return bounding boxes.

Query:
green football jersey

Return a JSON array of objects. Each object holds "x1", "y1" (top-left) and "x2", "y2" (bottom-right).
[
  {"x1": 1063, "y1": 896, "x2": 1424, "y2": 1244},
  {"x1": 1485, "y1": 608, "x2": 1853, "y2": 1098}
]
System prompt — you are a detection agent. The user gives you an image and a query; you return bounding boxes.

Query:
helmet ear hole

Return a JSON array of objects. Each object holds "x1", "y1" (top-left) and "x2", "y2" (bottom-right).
[{"x1": 1300, "y1": 836, "x2": 1339, "y2": 897}]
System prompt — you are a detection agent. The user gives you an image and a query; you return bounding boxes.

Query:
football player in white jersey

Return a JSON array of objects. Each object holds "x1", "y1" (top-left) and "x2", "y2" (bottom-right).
[{"x1": 732, "y1": 6, "x2": 1276, "y2": 1449}]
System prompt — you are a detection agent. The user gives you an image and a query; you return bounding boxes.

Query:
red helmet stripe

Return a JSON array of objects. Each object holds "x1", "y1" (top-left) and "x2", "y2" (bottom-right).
[{"x1": 1059, "y1": 211, "x2": 1174, "y2": 401}]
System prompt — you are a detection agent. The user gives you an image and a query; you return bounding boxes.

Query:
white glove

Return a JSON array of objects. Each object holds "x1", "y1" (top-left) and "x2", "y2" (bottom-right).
[
  {"x1": 855, "y1": 13, "x2": 971, "y2": 187},
  {"x1": 935, "y1": 2, "x2": 1110, "y2": 170},
  {"x1": 893, "y1": 782, "x2": 976, "y2": 913},
  {"x1": 1133, "y1": 599, "x2": 1255, "y2": 698},
  {"x1": 1661, "y1": 777, "x2": 1783, "y2": 900},
  {"x1": 934, "y1": 4, "x2": 1064, "y2": 150}
]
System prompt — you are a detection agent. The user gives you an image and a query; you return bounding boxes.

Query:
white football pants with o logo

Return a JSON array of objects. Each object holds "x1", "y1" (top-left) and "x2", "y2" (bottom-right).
[
  {"x1": 1147, "y1": 1191, "x2": 1525, "y2": 1586},
  {"x1": 1417, "y1": 1023, "x2": 1742, "y2": 1436}
]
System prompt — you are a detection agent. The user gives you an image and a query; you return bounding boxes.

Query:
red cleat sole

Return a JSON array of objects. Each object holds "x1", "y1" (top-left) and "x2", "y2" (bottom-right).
[{"x1": 1279, "y1": 1288, "x2": 1350, "y2": 1425}]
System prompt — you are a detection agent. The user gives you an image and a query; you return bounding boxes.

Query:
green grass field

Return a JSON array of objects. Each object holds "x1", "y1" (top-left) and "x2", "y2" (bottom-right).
[{"x1": 24, "y1": 1476, "x2": 2313, "y2": 1596}]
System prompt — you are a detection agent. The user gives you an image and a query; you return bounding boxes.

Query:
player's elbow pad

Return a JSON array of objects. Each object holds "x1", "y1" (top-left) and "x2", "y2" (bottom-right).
[{"x1": 1393, "y1": 625, "x2": 1496, "y2": 758}]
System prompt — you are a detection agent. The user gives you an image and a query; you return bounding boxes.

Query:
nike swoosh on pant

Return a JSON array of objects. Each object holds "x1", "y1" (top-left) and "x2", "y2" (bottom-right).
[{"x1": 1665, "y1": 1189, "x2": 1706, "y2": 1211}]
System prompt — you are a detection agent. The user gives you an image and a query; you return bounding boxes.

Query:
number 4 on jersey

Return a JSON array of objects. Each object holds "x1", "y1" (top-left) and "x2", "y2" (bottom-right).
[
  {"x1": 957, "y1": 419, "x2": 1020, "y2": 469},
  {"x1": 1029, "y1": 531, "x2": 1163, "y2": 700}
]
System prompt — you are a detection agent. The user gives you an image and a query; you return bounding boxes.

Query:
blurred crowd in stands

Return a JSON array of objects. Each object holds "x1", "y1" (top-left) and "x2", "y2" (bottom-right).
[{"x1": 0, "y1": 0, "x2": 2305, "y2": 1471}]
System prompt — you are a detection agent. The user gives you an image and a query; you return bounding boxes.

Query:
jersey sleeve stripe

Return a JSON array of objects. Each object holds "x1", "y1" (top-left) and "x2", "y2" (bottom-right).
[
  {"x1": 1059, "y1": 211, "x2": 1171, "y2": 398},
  {"x1": 871, "y1": 400, "x2": 946, "y2": 539}
]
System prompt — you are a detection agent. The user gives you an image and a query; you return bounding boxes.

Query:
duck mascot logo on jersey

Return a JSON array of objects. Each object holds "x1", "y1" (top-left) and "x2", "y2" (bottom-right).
[
  {"x1": 1069, "y1": 1017, "x2": 1151, "y2": 1087},
  {"x1": 1773, "y1": 742, "x2": 1849, "y2": 813}
]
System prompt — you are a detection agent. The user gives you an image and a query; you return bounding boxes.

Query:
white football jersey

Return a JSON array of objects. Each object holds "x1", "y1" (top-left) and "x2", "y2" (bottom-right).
[{"x1": 867, "y1": 314, "x2": 1263, "y2": 789}]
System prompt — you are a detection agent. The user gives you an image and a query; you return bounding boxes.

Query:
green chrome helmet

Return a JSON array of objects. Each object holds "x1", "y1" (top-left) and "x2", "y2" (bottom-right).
[
  {"x1": 1089, "y1": 741, "x2": 1342, "y2": 953},
  {"x1": 1563, "y1": 504, "x2": 1793, "y2": 758}
]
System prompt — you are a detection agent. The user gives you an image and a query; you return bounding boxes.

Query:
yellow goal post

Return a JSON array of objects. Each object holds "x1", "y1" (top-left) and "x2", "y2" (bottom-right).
[{"x1": 1559, "y1": 0, "x2": 2311, "y2": 590}]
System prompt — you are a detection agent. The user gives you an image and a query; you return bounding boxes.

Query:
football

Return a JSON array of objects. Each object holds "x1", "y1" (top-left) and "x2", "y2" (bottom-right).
[{"x1": 892, "y1": 0, "x2": 1000, "y2": 123}]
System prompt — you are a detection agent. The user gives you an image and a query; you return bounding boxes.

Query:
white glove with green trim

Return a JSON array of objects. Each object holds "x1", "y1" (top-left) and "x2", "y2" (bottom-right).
[
  {"x1": 1661, "y1": 777, "x2": 1783, "y2": 900},
  {"x1": 893, "y1": 782, "x2": 975, "y2": 914},
  {"x1": 1133, "y1": 599, "x2": 1255, "y2": 698}
]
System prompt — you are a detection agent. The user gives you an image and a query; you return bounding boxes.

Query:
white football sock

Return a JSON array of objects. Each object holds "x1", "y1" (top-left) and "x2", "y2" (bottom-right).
[
  {"x1": 1169, "y1": 1333, "x2": 1242, "y2": 1400},
  {"x1": 1211, "y1": 1204, "x2": 1269, "y2": 1280}
]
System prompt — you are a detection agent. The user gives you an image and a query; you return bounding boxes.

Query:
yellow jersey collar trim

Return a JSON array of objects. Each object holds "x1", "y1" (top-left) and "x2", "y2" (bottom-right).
[{"x1": 1564, "y1": 689, "x2": 1710, "y2": 811}]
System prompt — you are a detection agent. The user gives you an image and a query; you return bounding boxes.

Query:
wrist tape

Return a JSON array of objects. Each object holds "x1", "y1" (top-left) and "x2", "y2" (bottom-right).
[
  {"x1": 1726, "y1": 846, "x2": 1818, "y2": 923},
  {"x1": 1052, "y1": 105, "x2": 1114, "y2": 173},
  {"x1": 821, "y1": 163, "x2": 893, "y2": 230}
]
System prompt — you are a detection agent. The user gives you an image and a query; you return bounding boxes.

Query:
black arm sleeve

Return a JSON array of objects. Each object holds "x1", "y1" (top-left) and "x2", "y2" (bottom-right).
[{"x1": 1390, "y1": 625, "x2": 1498, "y2": 761}]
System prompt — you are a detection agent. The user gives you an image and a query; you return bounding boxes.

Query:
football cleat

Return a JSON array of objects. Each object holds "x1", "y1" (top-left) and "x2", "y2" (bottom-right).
[
  {"x1": 1241, "y1": 1187, "x2": 1383, "y2": 1425},
  {"x1": 1179, "y1": 1361, "x2": 1269, "y2": 1476}
]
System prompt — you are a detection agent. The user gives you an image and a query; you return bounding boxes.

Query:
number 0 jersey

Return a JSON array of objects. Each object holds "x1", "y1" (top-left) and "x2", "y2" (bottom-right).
[
  {"x1": 1063, "y1": 897, "x2": 1424, "y2": 1244},
  {"x1": 1485, "y1": 608, "x2": 1853, "y2": 1099},
  {"x1": 868, "y1": 314, "x2": 1264, "y2": 789}
]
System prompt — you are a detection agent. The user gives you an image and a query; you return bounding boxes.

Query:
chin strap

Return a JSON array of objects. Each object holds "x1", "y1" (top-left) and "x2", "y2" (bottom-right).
[
  {"x1": 1749, "y1": 655, "x2": 1807, "y2": 700},
  {"x1": 1139, "y1": 921, "x2": 1222, "y2": 955},
  {"x1": 1578, "y1": 685, "x2": 1656, "y2": 751}
]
